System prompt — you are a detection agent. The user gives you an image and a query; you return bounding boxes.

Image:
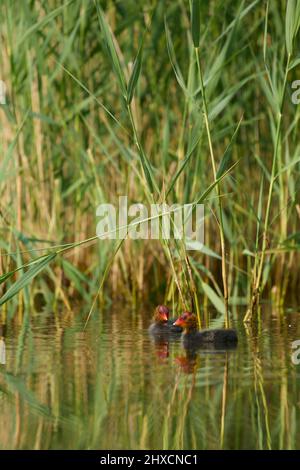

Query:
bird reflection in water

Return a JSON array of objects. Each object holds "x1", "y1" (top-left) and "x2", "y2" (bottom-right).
[
  {"x1": 175, "y1": 342, "x2": 237, "y2": 374},
  {"x1": 175, "y1": 350, "x2": 198, "y2": 374},
  {"x1": 152, "y1": 339, "x2": 170, "y2": 362}
]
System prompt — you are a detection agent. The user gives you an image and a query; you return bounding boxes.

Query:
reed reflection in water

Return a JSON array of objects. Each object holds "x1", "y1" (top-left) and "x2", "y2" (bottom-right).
[{"x1": 0, "y1": 307, "x2": 300, "y2": 450}]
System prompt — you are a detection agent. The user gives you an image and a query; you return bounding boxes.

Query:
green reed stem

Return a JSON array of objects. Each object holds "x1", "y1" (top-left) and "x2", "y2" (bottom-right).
[
  {"x1": 244, "y1": 54, "x2": 291, "y2": 322},
  {"x1": 195, "y1": 47, "x2": 229, "y2": 328}
]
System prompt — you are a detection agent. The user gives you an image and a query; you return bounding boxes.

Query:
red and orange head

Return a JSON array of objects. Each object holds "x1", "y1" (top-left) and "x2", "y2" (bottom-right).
[
  {"x1": 154, "y1": 305, "x2": 169, "y2": 324},
  {"x1": 173, "y1": 311, "x2": 198, "y2": 332}
]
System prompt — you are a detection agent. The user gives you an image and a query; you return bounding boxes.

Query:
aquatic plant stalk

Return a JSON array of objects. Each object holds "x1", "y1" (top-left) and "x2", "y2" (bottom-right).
[
  {"x1": 244, "y1": 56, "x2": 292, "y2": 321},
  {"x1": 195, "y1": 47, "x2": 229, "y2": 328}
]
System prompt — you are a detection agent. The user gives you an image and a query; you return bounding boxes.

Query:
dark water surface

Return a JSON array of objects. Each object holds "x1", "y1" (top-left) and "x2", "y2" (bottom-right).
[{"x1": 0, "y1": 307, "x2": 300, "y2": 449}]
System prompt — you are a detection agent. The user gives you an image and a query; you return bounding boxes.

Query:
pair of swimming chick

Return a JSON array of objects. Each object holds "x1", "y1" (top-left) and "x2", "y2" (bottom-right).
[{"x1": 149, "y1": 305, "x2": 238, "y2": 347}]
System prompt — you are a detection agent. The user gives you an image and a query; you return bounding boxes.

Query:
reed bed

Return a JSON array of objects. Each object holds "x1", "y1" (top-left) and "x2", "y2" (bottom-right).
[{"x1": 0, "y1": 0, "x2": 300, "y2": 323}]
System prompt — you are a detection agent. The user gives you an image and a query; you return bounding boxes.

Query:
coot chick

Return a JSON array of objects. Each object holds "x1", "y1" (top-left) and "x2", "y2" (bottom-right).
[
  {"x1": 148, "y1": 305, "x2": 182, "y2": 336},
  {"x1": 173, "y1": 312, "x2": 238, "y2": 348}
]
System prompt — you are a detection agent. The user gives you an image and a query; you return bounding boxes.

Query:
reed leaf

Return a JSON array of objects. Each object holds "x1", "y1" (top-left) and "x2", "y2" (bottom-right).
[
  {"x1": 164, "y1": 19, "x2": 187, "y2": 94},
  {"x1": 0, "y1": 254, "x2": 56, "y2": 306},
  {"x1": 216, "y1": 117, "x2": 242, "y2": 178},
  {"x1": 191, "y1": 0, "x2": 201, "y2": 48},
  {"x1": 95, "y1": 1, "x2": 127, "y2": 100},
  {"x1": 285, "y1": 0, "x2": 300, "y2": 55},
  {"x1": 201, "y1": 281, "x2": 226, "y2": 315},
  {"x1": 127, "y1": 42, "x2": 143, "y2": 105}
]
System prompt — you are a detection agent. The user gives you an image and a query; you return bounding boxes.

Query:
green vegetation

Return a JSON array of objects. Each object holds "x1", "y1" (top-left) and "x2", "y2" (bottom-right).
[{"x1": 0, "y1": 0, "x2": 300, "y2": 324}]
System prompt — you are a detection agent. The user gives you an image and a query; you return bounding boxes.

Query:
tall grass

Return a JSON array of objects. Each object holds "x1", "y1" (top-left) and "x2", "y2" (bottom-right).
[{"x1": 0, "y1": 0, "x2": 299, "y2": 322}]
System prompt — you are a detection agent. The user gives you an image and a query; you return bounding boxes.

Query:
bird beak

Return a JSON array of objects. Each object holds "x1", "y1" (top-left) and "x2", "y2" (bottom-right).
[
  {"x1": 161, "y1": 312, "x2": 168, "y2": 322},
  {"x1": 173, "y1": 318, "x2": 183, "y2": 326}
]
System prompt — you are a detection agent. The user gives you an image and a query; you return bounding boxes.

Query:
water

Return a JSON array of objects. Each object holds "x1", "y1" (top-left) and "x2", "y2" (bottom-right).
[{"x1": 0, "y1": 307, "x2": 300, "y2": 450}]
